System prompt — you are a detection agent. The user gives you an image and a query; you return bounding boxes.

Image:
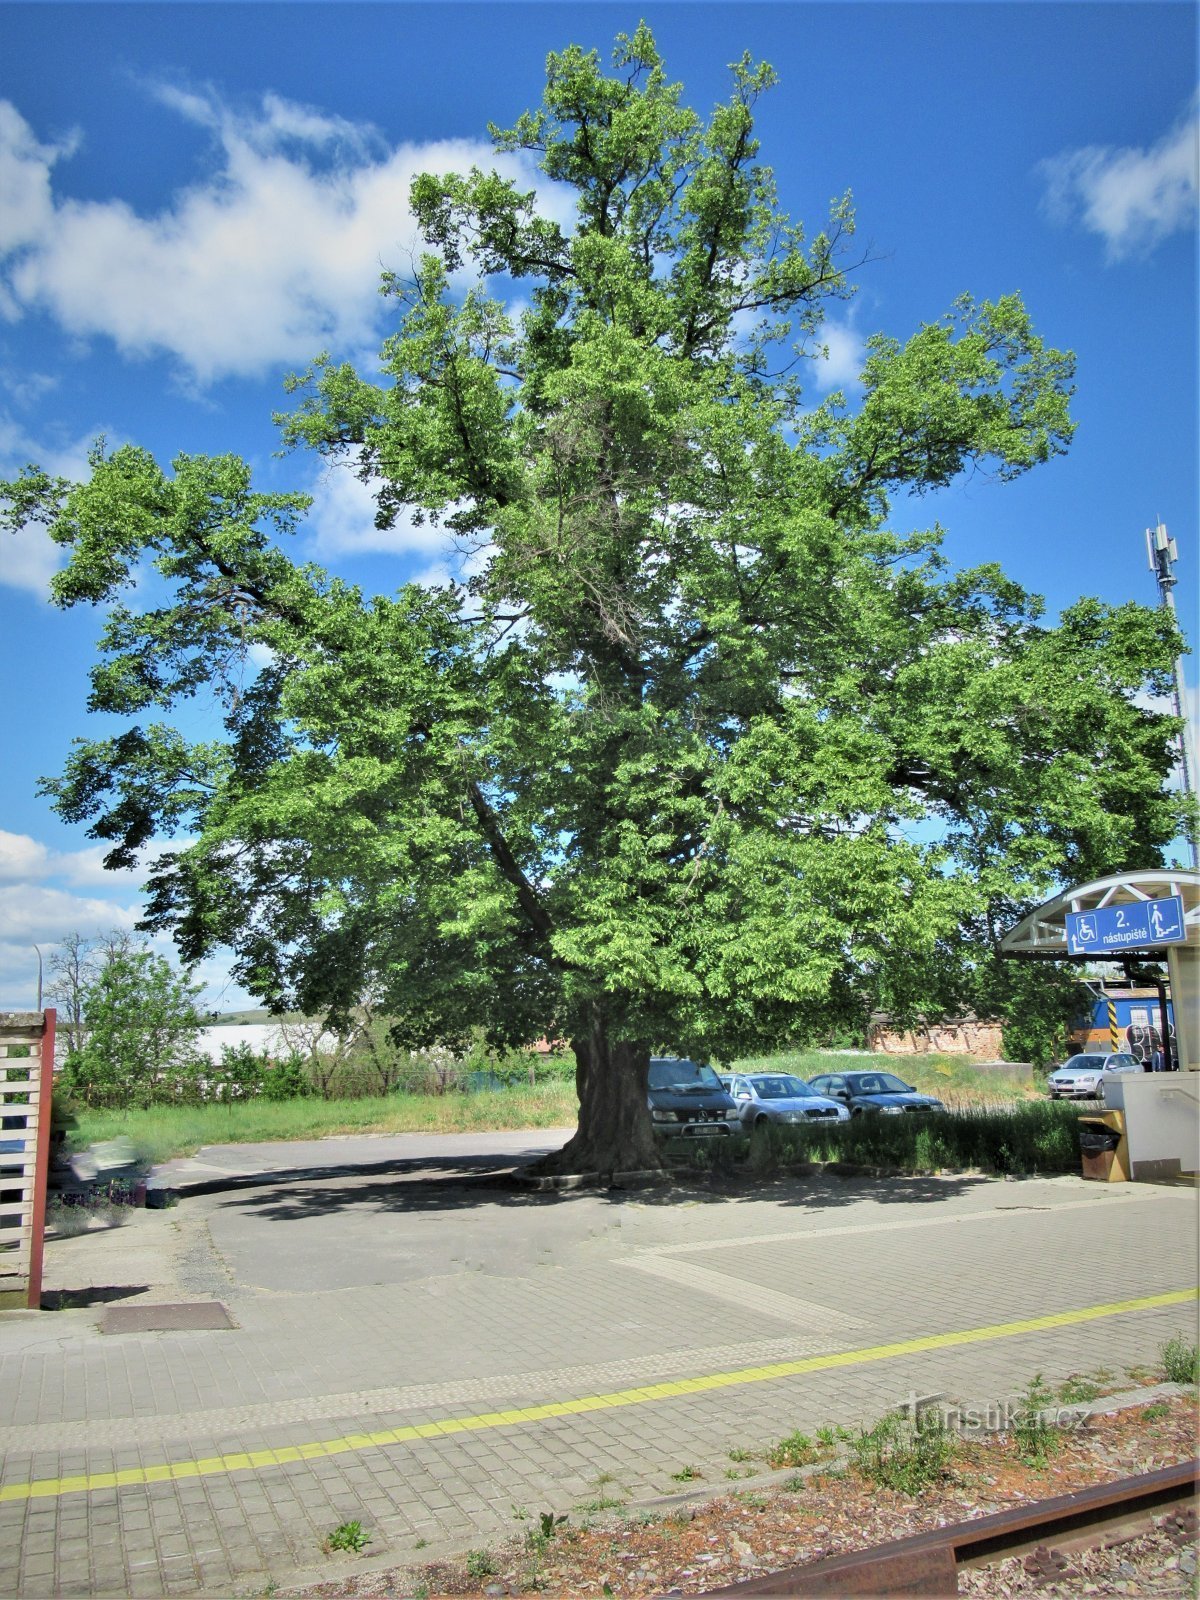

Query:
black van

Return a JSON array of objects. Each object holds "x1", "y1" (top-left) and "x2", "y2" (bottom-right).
[{"x1": 647, "y1": 1056, "x2": 739, "y2": 1137}]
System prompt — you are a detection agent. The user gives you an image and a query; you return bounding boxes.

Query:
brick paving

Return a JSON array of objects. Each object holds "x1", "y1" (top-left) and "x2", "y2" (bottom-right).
[{"x1": 0, "y1": 1144, "x2": 1195, "y2": 1598}]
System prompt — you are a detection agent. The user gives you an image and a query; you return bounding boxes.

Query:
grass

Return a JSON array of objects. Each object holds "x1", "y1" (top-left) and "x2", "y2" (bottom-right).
[
  {"x1": 849, "y1": 1408, "x2": 956, "y2": 1494},
  {"x1": 1012, "y1": 1374, "x2": 1060, "y2": 1467},
  {"x1": 1160, "y1": 1334, "x2": 1199, "y2": 1386},
  {"x1": 766, "y1": 1430, "x2": 821, "y2": 1468},
  {"x1": 1057, "y1": 1374, "x2": 1101, "y2": 1404},
  {"x1": 72, "y1": 1081, "x2": 578, "y2": 1164}
]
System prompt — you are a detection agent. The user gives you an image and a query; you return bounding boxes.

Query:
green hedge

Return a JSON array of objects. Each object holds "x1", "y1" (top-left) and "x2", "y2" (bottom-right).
[{"x1": 680, "y1": 1101, "x2": 1082, "y2": 1177}]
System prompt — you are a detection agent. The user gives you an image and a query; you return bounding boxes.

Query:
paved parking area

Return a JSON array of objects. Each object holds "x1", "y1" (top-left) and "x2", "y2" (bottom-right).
[{"x1": 0, "y1": 1137, "x2": 1196, "y2": 1597}]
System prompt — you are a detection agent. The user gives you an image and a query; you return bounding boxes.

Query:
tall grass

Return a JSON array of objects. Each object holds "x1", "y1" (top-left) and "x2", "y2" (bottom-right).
[
  {"x1": 687, "y1": 1101, "x2": 1082, "y2": 1178},
  {"x1": 73, "y1": 1082, "x2": 578, "y2": 1164}
]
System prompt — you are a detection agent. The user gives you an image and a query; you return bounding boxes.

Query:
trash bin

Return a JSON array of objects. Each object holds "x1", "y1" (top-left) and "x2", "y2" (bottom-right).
[{"x1": 1078, "y1": 1110, "x2": 1129, "y2": 1183}]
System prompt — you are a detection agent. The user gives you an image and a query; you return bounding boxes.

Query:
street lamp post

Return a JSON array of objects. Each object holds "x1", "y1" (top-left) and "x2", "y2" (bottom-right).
[{"x1": 1146, "y1": 521, "x2": 1199, "y2": 871}]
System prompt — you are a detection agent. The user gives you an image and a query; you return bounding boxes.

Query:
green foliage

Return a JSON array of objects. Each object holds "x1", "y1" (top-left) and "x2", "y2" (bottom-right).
[
  {"x1": 9, "y1": 27, "x2": 1189, "y2": 1171},
  {"x1": 1160, "y1": 1334, "x2": 1199, "y2": 1386},
  {"x1": 60, "y1": 944, "x2": 205, "y2": 1110},
  {"x1": 325, "y1": 1520, "x2": 369, "y2": 1555},
  {"x1": 465, "y1": 1550, "x2": 496, "y2": 1579},
  {"x1": 975, "y1": 962, "x2": 1093, "y2": 1067},
  {"x1": 1011, "y1": 1374, "x2": 1060, "y2": 1467},
  {"x1": 850, "y1": 1408, "x2": 955, "y2": 1494},
  {"x1": 765, "y1": 1431, "x2": 819, "y2": 1468},
  {"x1": 1056, "y1": 1374, "x2": 1101, "y2": 1404},
  {"x1": 694, "y1": 1100, "x2": 1081, "y2": 1177},
  {"x1": 669, "y1": 1465, "x2": 701, "y2": 1482},
  {"x1": 1141, "y1": 1401, "x2": 1170, "y2": 1420}
]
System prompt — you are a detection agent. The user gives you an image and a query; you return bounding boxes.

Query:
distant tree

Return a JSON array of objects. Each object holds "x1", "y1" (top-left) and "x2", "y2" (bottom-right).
[
  {"x1": 4, "y1": 28, "x2": 1189, "y2": 1169},
  {"x1": 62, "y1": 945, "x2": 204, "y2": 1109},
  {"x1": 44, "y1": 929, "x2": 135, "y2": 1057}
]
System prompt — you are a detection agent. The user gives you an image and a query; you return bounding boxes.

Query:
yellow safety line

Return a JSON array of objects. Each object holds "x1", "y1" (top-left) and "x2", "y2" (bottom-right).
[{"x1": 1, "y1": 1286, "x2": 1195, "y2": 1505}]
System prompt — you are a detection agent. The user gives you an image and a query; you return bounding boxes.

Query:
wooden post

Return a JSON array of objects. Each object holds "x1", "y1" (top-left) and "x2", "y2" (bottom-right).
[{"x1": 0, "y1": 1009, "x2": 56, "y2": 1310}]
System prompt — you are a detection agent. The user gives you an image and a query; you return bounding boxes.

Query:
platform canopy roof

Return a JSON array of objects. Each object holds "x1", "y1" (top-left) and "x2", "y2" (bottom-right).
[{"x1": 999, "y1": 869, "x2": 1200, "y2": 962}]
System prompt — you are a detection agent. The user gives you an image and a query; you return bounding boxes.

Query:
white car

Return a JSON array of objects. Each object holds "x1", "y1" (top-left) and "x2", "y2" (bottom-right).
[{"x1": 1047, "y1": 1053, "x2": 1141, "y2": 1099}]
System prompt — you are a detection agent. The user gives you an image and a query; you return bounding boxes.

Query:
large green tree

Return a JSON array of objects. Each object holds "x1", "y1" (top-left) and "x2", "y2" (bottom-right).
[{"x1": 4, "y1": 29, "x2": 1188, "y2": 1171}]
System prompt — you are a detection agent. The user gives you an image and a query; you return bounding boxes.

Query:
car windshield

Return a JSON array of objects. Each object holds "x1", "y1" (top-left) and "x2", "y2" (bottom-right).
[
  {"x1": 648, "y1": 1059, "x2": 722, "y2": 1091},
  {"x1": 749, "y1": 1075, "x2": 814, "y2": 1100},
  {"x1": 847, "y1": 1073, "x2": 913, "y2": 1095},
  {"x1": 1065, "y1": 1056, "x2": 1105, "y2": 1071}
]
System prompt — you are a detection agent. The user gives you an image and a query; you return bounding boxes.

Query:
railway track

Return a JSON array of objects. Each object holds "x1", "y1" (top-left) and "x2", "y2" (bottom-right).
[{"x1": 686, "y1": 1459, "x2": 1198, "y2": 1597}]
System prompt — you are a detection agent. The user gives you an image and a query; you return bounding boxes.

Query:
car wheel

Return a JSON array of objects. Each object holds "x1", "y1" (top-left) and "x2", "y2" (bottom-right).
[{"x1": 754, "y1": 1114, "x2": 771, "y2": 1129}]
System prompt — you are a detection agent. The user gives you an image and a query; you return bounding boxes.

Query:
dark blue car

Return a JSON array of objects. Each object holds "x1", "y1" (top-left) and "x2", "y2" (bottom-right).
[{"x1": 807, "y1": 1070, "x2": 945, "y2": 1117}]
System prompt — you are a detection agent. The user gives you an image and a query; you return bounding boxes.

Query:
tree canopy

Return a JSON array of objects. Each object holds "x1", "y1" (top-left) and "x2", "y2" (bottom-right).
[{"x1": 4, "y1": 27, "x2": 1189, "y2": 1171}]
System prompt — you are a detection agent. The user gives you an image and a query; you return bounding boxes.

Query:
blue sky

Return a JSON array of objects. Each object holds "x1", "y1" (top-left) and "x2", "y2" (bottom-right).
[{"x1": 0, "y1": 2, "x2": 1196, "y2": 1009}]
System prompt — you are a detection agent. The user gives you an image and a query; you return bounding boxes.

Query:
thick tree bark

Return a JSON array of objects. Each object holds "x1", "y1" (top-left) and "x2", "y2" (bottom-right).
[{"x1": 534, "y1": 1005, "x2": 664, "y2": 1176}]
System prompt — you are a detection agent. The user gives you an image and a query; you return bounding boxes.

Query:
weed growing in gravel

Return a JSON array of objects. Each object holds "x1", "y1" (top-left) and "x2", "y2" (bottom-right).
[
  {"x1": 815, "y1": 1424, "x2": 852, "y2": 1448},
  {"x1": 522, "y1": 1511, "x2": 568, "y2": 1589},
  {"x1": 1141, "y1": 1401, "x2": 1170, "y2": 1420},
  {"x1": 576, "y1": 1496, "x2": 625, "y2": 1513},
  {"x1": 465, "y1": 1550, "x2": 495, "y2": 1579},
  {"x1": 1161, "y1": 1334, "x2": 1199, "y2": 1386},
  {"x1": 766, "y1": 1430, "x2": 821, "y2": 1468},
  {"x1": 1057, "y1": 1374, "x2": 1101, "y2": 1404},
  {"x1": 850, "y1": 1408, "x2": 955, "y2": 1494},
  {"x1": 1012, "y1": 1374, "x2": 1060, "y2": 1467},
  {"x1": 670, "y1": 1465, "x2": 702, "y2": 1482},
  {"x1": 324, "y1": 1520, "x2": 369, "y2": 1555}
]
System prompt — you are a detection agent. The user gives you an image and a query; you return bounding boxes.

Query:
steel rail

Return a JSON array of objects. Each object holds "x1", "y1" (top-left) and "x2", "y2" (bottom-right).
[{"x1": 682, "y1": 1459, "x2": 1198, "y2": 1597}]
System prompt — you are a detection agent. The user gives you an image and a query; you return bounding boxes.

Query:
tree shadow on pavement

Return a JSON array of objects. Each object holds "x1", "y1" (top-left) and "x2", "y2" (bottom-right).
[{"x1": 209, "y1": 1162, "x2": 1001, "y2": 1227}]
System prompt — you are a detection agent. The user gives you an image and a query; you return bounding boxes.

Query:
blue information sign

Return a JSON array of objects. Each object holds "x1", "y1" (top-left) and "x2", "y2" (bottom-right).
[{"x1": 1065, "y1": 895, "x2": 1186, "y2": 956}]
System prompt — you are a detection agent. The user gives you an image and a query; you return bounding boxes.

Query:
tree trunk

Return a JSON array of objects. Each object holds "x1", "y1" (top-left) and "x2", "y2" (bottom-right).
[{"x1": 534, "y1": 1006, "x2": 663, "y2": 1176}]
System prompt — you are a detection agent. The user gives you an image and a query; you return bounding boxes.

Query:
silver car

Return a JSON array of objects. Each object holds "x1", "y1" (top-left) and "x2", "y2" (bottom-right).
[
  {"x1": 725, "y1": 1072, "x2": 851, "y2": 1130},
  {"x1": 1047, "y1": 1052, "x2": 1141, "y2": 1099}
]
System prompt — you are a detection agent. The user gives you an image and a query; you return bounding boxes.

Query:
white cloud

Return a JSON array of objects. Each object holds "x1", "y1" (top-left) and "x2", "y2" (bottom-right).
[
  {"x1": 0, "y1": 89, "x2": 558, "y2": 383},
  {"x1": 1039, "y1": 98, "x2": 1199, "y2": 261},
  {"x1": 0, "y1": 832, "x2": 253, "y2": 1009},
  {"x1": 0, "y1": 829, "x2": 150, "y2": 888},
  {"x1": 0, "y1": 882, "x2": 139, "y2": 945},
  {"x1": 0, "y1": 830, "x2": 50, "y2": 881},
  {"x1": 813, "y1": 317, "x2": 867, "y2": 392},
  {"x1": 305, "y1": 462, "x2": 443, "y2": 562},
  {"x1": 304, "y1": 460, "x2": 490, "y2": 587},
  {"x1": 0, "y1": 415, "x2": 96, "y2": 594}
]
